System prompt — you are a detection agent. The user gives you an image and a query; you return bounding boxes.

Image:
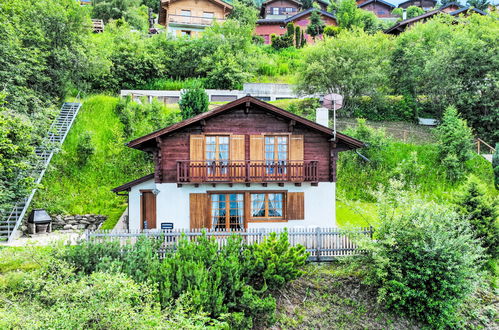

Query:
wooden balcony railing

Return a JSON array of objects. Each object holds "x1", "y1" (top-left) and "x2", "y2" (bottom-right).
[
  {"x1": 167, "y1": 14, "x2": 226, "y2": 26},
  {"x1": 177, "y1": 160, "x2": 318, "y2": 183}
]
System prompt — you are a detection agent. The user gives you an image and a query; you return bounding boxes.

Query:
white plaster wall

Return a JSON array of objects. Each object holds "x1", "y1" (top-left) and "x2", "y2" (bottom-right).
[{"x1": 129, "y1": 181, "x2": 336, "y2": 230}]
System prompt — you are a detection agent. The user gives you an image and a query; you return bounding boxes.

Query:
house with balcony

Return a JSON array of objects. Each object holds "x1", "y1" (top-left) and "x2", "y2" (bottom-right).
[
  {"x1": 158, "y1": 0, "x2": 232, "y2": 37},
  {"x1": 112, "y1": 96, "x2": 364, "y2": 231}
]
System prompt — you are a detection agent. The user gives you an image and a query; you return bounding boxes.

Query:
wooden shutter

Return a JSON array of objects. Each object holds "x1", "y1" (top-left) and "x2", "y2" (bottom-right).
[
  {"x1": 230, "y1": 135, "x2": 245, "y2": 181},
  {"x1": 287, "y1": 192, "x2": 304, "y2": 220},
  {"x1": 289, "y1": 135, "x2": 304, "y2": 181},
  {"x1": 190, "y1": 135, "x2": 205, "y2": 181},
  {"x1": 189, "y1": 193, "x2": 210, "y2": 229},
  {"x1": 250, "y1": 135, "x2": 264, "y2": 180}
]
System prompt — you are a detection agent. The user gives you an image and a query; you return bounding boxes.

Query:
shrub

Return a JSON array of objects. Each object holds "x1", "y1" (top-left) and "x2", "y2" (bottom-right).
[
  {"x1": 493, "y1": 144, "x2": 499, "y2": 189},
  {"x1": 324, "y1": 25, "x2": 341, "y2": 37},
  {"x1": 436, "y1": 106, "x2": 474, "y2": 181},
  {"x1": 286, "y1": 98, "x2": 320, "y2": 121},
  {"x1": 271, "y1": 33, "x2": 294, "y2": 50},
  {"x1": 456, "y1": 177, "x2": 499, "y2": 257},
  {"x1": 179, "y1": 82, "x2": 209, "y2": 119},
  {"x1": 361, "y1": 188, "x2": 483, "y2": 327},
  {"x1": 343, "y1": 118, "x2": 389, "y2": 166},
  {"x1": 75, "y1": 131, "x2": 95, "y2": 167}
]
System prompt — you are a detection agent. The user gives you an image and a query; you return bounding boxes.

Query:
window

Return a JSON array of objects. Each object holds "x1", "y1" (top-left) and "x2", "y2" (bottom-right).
[
  {"x1": 180, "y1": 30, "x2": 192, "y2": 37},
  {"x1": 272, "y1": 7, "x2": 279, "y2": 15},
  {"x1": 285, "y1": 7, "x2": 294, "y2": 12},
  {"x1": 180, "y1": 9, "x2": 191, "y2": 16},
  {"x1": 203, "y1": 12, "x2": 214, "y2": 18},
  {"x1": 251, "y1": 193, "x2": 284, "y2": 219},
  {"x1": 265, "y1": 136, "x2": 288, "y2": 174},
  {"x1": 206, "y1": 136, "x2": 229, "y2": 175},
  {"x1": 211, "y1": 194, "x2": 244, "y2": 230}
]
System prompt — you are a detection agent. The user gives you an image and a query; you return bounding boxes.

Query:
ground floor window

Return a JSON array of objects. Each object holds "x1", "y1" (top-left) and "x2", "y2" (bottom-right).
[
  {"x1": 211, "y1": 193, "x2": 244, "y2": 231},
  {"x1": 251, "y1": 193, "x2": 284, "y2": 219}
]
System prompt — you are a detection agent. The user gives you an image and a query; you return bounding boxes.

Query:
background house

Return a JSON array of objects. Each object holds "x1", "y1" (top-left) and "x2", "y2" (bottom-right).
[
  {"x1": 358, "y1": 0, "x2": 397, "y2": 18},
  {"x1": 113, "y1": 96, "x2": 363, "y2": 231},
  {"x1": 256, "y1": 8, "x2": 337, "y2": 44},
  {"x1": 158, "y1": 0, "x2": 232, "y2": 37},
  {"x1": 397, "y1": 0, "x2": 436, "y2": 10}
]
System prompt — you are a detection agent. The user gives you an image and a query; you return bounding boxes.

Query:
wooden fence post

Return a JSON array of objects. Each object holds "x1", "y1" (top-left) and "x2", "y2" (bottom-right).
[{"x1": 315, "y1": 227, "x2": 321, "y2": 262}]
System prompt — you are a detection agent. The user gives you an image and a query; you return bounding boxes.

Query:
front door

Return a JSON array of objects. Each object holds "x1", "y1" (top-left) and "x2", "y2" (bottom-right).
[
  {"x1": 141, "y1": 191, "x2": 156, "y2": 229},
  {"x1": 211, "y1": 193, "x2": 244, "y2": 231}
]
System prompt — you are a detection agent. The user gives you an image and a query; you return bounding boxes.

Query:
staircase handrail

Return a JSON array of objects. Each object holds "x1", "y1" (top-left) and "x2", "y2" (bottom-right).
[{"x1": 475, "y1": 138, "x2": 496, "y2": 155}]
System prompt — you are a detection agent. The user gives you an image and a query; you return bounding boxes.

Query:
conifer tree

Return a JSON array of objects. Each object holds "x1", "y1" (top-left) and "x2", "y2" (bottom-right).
[
  {"x1": 306, "y1": 9, "x2": 325, "y2": 41},
  {"x1": 295, "y1": 26, "x2": 301, "y2": 47}
]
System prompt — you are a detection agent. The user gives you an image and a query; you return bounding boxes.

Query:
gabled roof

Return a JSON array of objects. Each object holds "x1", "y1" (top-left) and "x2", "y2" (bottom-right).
[
  {"x1": 358, "y1": 0, "x2": 396, "y2": 8},
  {"x1": 285, "y1": 8, "x2": 336, "y2": 23},
  {"x1": 162, "y1": 0, "x2": 232, "y2": 9},
  {"x1": 112, "y1": 173, "x2": 154, "y2": 193},
  {"x1": 384, "y1": 8, "x2": 441, "y2": 34},
  {"x1": 450, "y1": 6, "x2": 488, "y2": 15},
  {"x1": 397, "y1": 0, "x2": 436, "y2": 7},
  {"x1": 127, "y1": 96, "x2": 364, "y2": 150},
  {"x1": 439, "y1": 1, "x2": 462, "y2": 10},
  {"x1": 262, "y1": 0, "x2": 302, "y2": 6}
]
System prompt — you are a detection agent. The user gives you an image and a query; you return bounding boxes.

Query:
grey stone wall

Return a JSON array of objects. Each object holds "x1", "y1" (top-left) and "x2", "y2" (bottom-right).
[{"x1": 52, "y1": 214, "x2": 107, "y2": 231}]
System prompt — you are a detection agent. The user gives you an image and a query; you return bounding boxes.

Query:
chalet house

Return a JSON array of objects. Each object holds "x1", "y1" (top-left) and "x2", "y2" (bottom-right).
[
  {"x1": 112, "y1": 96, "x2": 364, "y2": 231},
  {"x1": 158, "y1": 0, "x2": 232, "y2": 37},
  {"x1": 357, "y1": 0, "x2": 397, "y2": 18},
  {"x1": 397, "y1": 0, "x2": 436, "y2": 10},
  {"x1": 260, "y1": 0, "x2": 329, "y2": 18},
  {"x1": 384, "y1": 6, "x2": 488, "y2": 35},
  {"x1": 256, "y1": 8, "x2": 337, "y2": 44},
  {"x1": 439, "y1": 2, "x2": 463, "y2": 13}
]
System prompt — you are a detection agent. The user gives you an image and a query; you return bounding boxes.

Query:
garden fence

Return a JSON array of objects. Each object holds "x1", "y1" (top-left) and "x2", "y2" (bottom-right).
[{"x1": 85, "y1": 227, "x2": 373, "y2": 261}]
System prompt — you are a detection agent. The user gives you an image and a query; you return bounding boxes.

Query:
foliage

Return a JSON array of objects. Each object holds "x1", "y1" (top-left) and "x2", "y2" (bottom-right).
[
  {"x1": 349, "y1": 94, "x2": 421, "y2": 121},
  {"x1": 391, "y1": 14, "x2": 499, "y2": 142},
  {"x1": 467, "y1": 0, "x2": 490, "y2": 10},
  {"x1": 335, "y1": 0, "x2": 384, "y2": 33},
  {"x1": 92, "y1": 0, "x2": 149, "y2": 30},
  {"x1": 286, "y1": 98, "x2": 321, "y2": 121},
  {"x1": 32, "y1": 95, "x2": 179, "y2": 228},
  {"x1": 436, "y1": 106, "x2": 474, "y2": 181},
  {"x1": 360, "y1": 186, "x2": 484, "y2": 327},
  {"x1": 75, "y1": 131, "x2": 95, "y2": 167},
  {"x1": 456, "y1": 177, "x2": 499, "y2": 257},
  {"x1": 271, "y1": 33, "x2": 294, "y2": 50},
  {"x1": 227, "y1": 1, "x2": 259, "y2": 27},
  {"x1": 0, "y1": 95, "x2": 35, "y2": 213},
  {"x1": 306, "y1": 10, "x2": 326, "y2": 40},
  {"x1": 245, "y1": 231, "x2": 307, "y2": 289},
  {"x1": 342, "y1": 119, "x2": 389, "y2": 167},
  {"x1": 179, "y1": 83, "x2": 209, "y2": 119},
  {"x1": 493, "y1": 144, "x2": 499, "y2": 189},
  {"x1": 60, "y1": 232, "x2": 308, "y2": 328},
  {"x1": 392, "y1": 6, "x2": 424, "y2": 19},
  {"x1": 324, "y1": 25, "x2": 341, "y2": 37},
  {"x1": 297, "y1": 29, "x2": 393, "y2": 112}
]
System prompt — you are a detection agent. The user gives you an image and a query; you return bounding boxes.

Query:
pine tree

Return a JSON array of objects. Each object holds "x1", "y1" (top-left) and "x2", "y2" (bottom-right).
[
  {"x1": 306, "y1": 9, "x2": 325, "y2": 41},
  {"x1": 300, "y1": 30, "x2": 306, "y2": 47},
  {"x1": 295, "y1": 26, "x2": 301, "y2": 47}
]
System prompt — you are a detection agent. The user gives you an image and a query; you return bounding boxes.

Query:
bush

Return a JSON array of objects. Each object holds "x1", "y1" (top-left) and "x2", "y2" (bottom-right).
[
  {"x1": 286, "y1": 98, "x2": 320, "y2": 121},
  {"x1": 324, "y1": 25, "x2": 341, "y2": 37},
  {"x1": 361, "y1": 188, "x2": 483, "y2": 327},
  {"x1": 493, "y1": 144, "x2": 499, "y2": 189},
  {"x1": 75, "y1": 131, "x2": 95, "y2": 167},
  {"x1": 456, "y1": 177, "x2": 499, "y2": 257},
  {"x1": 59, "y1": 231, "x2": 308, "y2": 328},
  {"x1": 271, "y1": 33, "x2": 294, "y2": 50},
  {"x1": 436, "y1": 106, "x2": 474, "y2": 181},
  {"x1": 179, "y1": 83, "x2": 209, "y2": 120}
]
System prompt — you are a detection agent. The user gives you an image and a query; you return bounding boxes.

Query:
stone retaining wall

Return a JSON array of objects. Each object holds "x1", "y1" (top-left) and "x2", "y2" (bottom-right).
[{"x1": 52, "y1": 214, "x2": 107, "y2": 231}]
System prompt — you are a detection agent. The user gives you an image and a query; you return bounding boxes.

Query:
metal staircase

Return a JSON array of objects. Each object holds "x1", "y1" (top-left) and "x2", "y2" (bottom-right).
[{"x1": 0, "y1": 101, "x2": 82, "y2": 242}]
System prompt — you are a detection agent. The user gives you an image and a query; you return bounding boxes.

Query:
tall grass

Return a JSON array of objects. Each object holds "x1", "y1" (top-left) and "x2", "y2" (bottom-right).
[
  {"x1": 32, "y1": 95, "x2": 161, "y2": 228},
  {"x1": 139, "y1": 77, "x2": 206, "y2": 90}
]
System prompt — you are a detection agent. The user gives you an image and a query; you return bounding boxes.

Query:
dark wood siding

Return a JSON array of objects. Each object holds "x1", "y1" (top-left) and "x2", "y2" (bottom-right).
[{"x1": 158, "y1": 105, "x2": 346, "y2": 183}]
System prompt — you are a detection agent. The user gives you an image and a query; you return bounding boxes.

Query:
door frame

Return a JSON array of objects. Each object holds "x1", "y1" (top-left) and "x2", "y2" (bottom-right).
[{"x1": 140, "y1": 189, "x2": 157, "y2": 230}]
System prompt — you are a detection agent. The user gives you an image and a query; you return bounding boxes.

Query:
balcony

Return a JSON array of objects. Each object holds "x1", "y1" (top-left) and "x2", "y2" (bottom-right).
[
  {"x1": 167, "y1": 14, "x2": 226, "y2": 27},
  {"x1": 177, "y1": 160, "x2": 318, "y2": 184}
]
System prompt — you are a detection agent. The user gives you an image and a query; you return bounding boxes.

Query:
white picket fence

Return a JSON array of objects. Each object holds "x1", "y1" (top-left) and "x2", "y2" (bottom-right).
[{"x1": 85, "y1": 227, "x2": 373, "y2": 261}]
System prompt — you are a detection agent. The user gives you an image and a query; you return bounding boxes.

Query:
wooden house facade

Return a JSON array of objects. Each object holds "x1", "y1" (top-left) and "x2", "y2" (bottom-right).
[
  {"x1": 158, "y1": 0, "x2": 232, "y2": 37},
  {"x1": 113, "y1": 96, "x2": 363, "y2": 231},
  {"x1": 358, "y1": 0, "x2": 397, "y2": 18}
]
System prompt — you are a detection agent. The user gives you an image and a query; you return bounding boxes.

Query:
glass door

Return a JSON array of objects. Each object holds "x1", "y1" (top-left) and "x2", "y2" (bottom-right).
[
  {"x1": 206, "y1": 136, "x2": 229, "y2": 179},
  {"x1": 211, "y1": 193, "x2": 244, "y2": 231}
]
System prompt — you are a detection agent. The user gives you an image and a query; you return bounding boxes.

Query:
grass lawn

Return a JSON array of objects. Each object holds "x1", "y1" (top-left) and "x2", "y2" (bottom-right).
[{"x1": 336, "y1": 200, "x2": 378, "y2": 229}]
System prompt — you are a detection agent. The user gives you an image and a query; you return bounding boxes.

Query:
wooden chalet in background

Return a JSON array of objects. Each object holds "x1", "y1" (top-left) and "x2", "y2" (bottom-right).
[
  {"x1": 113, "y1": 96, "x2": 364, "y2": 231},
  {"x1": 357, "y1": 0, "x2": 397, "y2": 18},
  {"x1": 397, "y1": 0, "x2": 436, "y2": 10},
  {"x1": 157, "y1": 0, "x2": 232, "y2": 37},
  {"x1": 255, "y1": 8, "x2": 337, "y2": 44}
]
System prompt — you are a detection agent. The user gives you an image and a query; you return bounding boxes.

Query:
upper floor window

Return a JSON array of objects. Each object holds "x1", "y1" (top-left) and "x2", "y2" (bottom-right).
[
  {"x1": 203, "y1": 12, "x2": 214, "y2": 18},
  {"x1": 206, "y1": 136, "x2": 229, "y2": 162},
  {"x1": 180, "y1": 10, "x2": 191, "y2": 16},
  {"x1": 265, "y1": 136, "x2": 288, "y2": 162},
  {"x1": 285, "y1": 7, "x2": 294, "y2": 12},
  {"x1": 272, "y1": 7, "x2": 279, "y2": 15}
]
